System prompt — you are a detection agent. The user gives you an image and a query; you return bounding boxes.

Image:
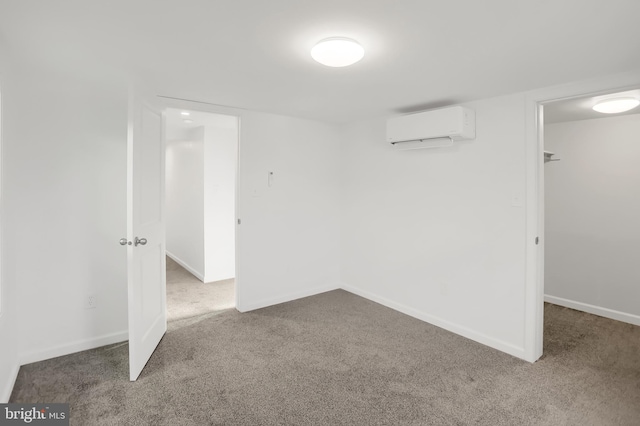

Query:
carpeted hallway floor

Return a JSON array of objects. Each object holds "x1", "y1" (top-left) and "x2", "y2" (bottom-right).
[
  {"x1": 10, "y1": 288, "x2": 640, "y2": 425},
  {"x1": 165, "y1": 256, "x2": 235, "y2": 325}
]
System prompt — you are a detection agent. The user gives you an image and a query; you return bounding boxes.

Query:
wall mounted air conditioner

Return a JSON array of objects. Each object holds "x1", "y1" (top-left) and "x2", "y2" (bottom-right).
[{"x1": 387, "y1": 106, "x2": 475, "y2": 150}]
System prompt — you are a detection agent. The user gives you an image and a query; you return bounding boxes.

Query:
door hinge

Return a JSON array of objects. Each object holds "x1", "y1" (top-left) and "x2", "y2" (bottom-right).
[
  {"x1": 535, "y1": 237, "x2": 539, "y2": 245},
  {"x1": 237, "y1": 219, "x2": 241, "y2": 225}
]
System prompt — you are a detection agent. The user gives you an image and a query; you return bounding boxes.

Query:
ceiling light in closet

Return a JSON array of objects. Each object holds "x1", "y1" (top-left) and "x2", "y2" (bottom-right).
[
  {"x1": 311, "y1": 38, "x2": 364, "y2": 67},
  {"x1": 181, "y1": 111, "x2": 191, "y2": 116},
  {"x1": 592, "y1": 97, "x2": 640, "y2": 114}
]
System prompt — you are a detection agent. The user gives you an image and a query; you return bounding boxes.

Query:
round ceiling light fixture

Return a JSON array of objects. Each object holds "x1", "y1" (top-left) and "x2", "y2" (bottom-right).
[
  {"x1": 311, "y1": 37, "x2": 364, "y2": 67},
  {"x1": 592, "y1": 97, "x2": 640, "y2": 114}
]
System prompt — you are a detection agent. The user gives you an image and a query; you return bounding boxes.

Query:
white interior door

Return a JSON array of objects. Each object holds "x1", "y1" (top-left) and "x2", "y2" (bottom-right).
[{"x1": 126, "y1": 89, "x2": 167, "y2": 381}]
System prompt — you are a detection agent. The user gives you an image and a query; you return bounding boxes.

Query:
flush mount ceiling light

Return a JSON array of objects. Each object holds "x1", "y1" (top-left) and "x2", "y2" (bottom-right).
[
  {"x1": 311, "y1": 37, "x2": 364, "y2": 67},
  {"x1": 181, "y1": 111, "x2": 190, "y2": 116},
  {"x1": 592, "y1": 97, "x2": 640, "y2": 114}
]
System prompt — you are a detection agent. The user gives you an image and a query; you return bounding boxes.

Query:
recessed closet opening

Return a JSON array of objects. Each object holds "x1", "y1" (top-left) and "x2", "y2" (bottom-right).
[{"x1": 542, "y1": 89, "x2": 640, "y2": 352}]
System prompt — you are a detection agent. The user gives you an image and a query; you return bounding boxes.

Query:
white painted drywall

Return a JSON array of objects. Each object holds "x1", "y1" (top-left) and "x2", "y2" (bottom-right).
[
  {"x1": 235, "y1": 111, "x2": 342, "y2": 311},
  {"x1": 544, "y1": 114, "x2": 640, "y2": 323},
  {"x1": 1, "y1": 65, "x2": 129, "y2": 366},
  {"x1": 340, "y1": 94, "x2": 529, "y2": 359},
  {"x1": 0, "y1": 62, "x2": 19, "y2": 402},
  {"x1": 0, "y1": 274, "x2": 17, "y2": 402},
  {"x1": 204, "y1": 124, "x2": 237, "y2": 283},
  {"x1": 165, "y1": 127, "x2": 205, "y2": 279},
  {"x1": 0, "y1": 292, "x2": 17, "y2": 402}
]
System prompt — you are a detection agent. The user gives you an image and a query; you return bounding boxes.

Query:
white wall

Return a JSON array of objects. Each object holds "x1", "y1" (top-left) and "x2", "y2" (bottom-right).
[
  {"x1": 204, "y1": 124, "x2": 237, "y2": 283},
  {"x1": 0, "y1": 64, "x2": 129, "y2": 369},
  {"x1": 165, "y1": 127, "x2": 205, "y2": 279},
  {"x1": 0, "y1": 59, "x2": 20, "y2": 402},
  {"x1": 341, "y1": 94, "x2": 529, "y2": 359},
  {"x1": 0, "y1": 280, "x2": 17, "y2": 403},
  {"x1": 163, "y1": 102, "x2": 343, "y2": 312},
  {"x1": 236, "y1": 111, "x2": 342, "y2": 311},
  {"x1": 544, "y1": 114, "x2": 640, "y2": 324}
]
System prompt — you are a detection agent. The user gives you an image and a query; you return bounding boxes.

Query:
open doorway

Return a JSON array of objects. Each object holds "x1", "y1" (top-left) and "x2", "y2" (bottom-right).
[
  {"x1": 163, "y1": 108, "x2": 239, "y2": 324},
  {"x1": 540, "y1": 89, "x2": 640, "y2": 353},
  {"x1": 542, "y1": 90, "x2": 640, "y2": 323}
]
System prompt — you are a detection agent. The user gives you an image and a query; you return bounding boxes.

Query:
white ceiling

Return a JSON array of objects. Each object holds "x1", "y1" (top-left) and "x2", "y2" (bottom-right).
[
  {"x1": 544, "y1": 89, "x2": 640, "y2": 124},
  {"x1": 2, "y1": 0, "x2": 640, "y2": 123}
]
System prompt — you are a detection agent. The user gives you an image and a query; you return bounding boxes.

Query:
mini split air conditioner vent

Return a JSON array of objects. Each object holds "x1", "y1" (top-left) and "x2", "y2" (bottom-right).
[{"x1": 387, "y1": 106, "x2": 476, "y2": 150}]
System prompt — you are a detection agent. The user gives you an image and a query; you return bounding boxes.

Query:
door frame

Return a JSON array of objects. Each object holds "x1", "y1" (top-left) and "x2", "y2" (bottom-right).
[
  {"x1": 157, "y1": 96, "x2": 243, "y2": 310},
  {"x1": 523, "y1": 70, "x2": 640, "y2": 362}
]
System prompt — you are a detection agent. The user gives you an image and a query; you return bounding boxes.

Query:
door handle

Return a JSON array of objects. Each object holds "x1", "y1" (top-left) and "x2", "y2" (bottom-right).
[
  {"x1": 119, "y1": 238, "x2": 132, "y2": 246},
  {"x1": 134, "y1": 237, "x2": 147, "y2": 246}
]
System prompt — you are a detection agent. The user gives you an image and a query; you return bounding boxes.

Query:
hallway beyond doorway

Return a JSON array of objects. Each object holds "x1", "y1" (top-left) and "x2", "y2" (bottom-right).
[{"x1": 166, "y1": 256, "x2": 235, "y2": 324}]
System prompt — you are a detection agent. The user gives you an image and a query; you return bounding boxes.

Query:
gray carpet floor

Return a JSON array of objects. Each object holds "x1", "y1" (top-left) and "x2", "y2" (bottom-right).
[
  {"x1": 10, "y1": 284, "x2": 640, "y2": 425},
  {"x1": 165, "y1": 256, "x2": 235, "y2": 325}
]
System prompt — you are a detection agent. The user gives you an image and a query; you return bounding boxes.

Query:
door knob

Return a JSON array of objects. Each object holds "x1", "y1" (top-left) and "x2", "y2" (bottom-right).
[
  {"x1": 134, "y1": 237, "x2": 147, "y2": 246},
  {"x1": 119, "y1": 238, "x2": 132, "y2": 246}
]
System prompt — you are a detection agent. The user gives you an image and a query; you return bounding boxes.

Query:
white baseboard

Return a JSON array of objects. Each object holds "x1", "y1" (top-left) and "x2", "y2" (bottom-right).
[
  {"x1": 203, "y1": 274, "x2": 234, "y2": 284},
  {"x1": 19, "y1": 330, "x2": 128, "y2": 366},
  {"x1": 1, "y1": 362, "x2": 20, "y2": 403},
  {"x1": 166, "y1": 251, "x2": 205, "y2": 282},
  {"x1": 237, "y1": 283, "x2": 341, "y2": 313},
  {"x1": 341, "y1": 283, "x2": 527, "y2": 361},
  {"x1": 545, "y1": 295, "x2": 640, "y2": 326}
]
